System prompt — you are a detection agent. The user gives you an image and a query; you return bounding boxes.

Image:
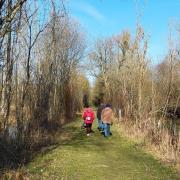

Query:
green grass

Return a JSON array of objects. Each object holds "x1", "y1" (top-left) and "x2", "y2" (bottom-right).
[{"x1": 27, "y1": 116, "x2": 179, "y2": 180}]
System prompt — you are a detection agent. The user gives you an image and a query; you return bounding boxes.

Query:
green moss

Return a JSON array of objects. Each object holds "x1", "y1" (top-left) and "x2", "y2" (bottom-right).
[{"x1": 27, "y1": 118, "x2": 179, "y2": 180}]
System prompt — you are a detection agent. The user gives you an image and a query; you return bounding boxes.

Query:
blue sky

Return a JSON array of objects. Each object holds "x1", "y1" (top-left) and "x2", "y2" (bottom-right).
[{"x1": 68, "y1": 0, "x2": 180, "y2": 64}]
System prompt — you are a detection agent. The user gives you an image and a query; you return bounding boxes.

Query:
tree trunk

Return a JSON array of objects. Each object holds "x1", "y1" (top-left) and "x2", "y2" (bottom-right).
[{"x1": 1, "y1": 0, "x2": 13, "y2": 135}]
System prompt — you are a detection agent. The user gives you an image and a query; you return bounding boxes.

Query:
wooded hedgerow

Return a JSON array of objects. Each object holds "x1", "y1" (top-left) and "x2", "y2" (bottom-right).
[{"x1": 0, "y1": 0, "x2": 89, "y2": 168}]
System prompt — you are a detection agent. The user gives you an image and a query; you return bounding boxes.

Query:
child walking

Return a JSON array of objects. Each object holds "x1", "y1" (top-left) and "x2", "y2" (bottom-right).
[{"x1": 82, "y1": 105, "x2": 95, "y2": 136}]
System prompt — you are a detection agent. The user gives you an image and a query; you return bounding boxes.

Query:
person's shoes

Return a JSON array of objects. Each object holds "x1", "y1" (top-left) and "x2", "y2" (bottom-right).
[
  {"x1": 87, "y1": 133, "x2": 90, "y2": 136},
  {"x1": 97, "y1": 127, "x2": 103, "y2": 131},
  {"x1": 100, "y1": 131, "x2": 105, "y2": 136},
  {"x1": 110, "y1": 132, "x2": 112, "y2": 136}
]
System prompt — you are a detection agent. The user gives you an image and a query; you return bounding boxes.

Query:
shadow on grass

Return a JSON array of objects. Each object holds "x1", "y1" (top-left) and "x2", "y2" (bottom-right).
[
  {"x1": 53, "y1": 124, "x2": 178, "y2": 178},
  {"x1": 0, "y1": 117, "x2": 80, "y2": 174},
  {"x1": 26, "y1": 119, "x2": 179, "y2": 180},
  {"x1": 2, "y1": 117, "x2": 178, "y2": 179}
]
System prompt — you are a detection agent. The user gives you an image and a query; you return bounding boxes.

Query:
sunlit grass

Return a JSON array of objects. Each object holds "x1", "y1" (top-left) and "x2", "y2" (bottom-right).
[{"x1": 27, "y1": 117, "x2": 178, "y2": 180}]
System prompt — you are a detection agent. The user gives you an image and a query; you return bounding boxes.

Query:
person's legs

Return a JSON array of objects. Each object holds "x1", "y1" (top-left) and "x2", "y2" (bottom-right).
[
  {"x1": 89, "y1": 123, "x2": 94, "y2": 133},
  {"x1": 97, "y1": 119, "x2": 100, "y2": 129},
  {"x1": 86, "y1": 123, "x2": 92, "y2": 136},
  {"x1": 100, "y1": 121, "x2": 105, "y2": 135},
  {"x1": 103, "y1": 123, "x2": 108, "y2": 137},
  {"x1": 107, "y1": 123, "x2": 110, "y2": 136},
  {"x1": 100, "y1": 121, "x2": 104, "y2": 130},
  {"x1": 86, "y1": 124, "x2": 89, "y2": 134},
  {"x1": 104, "y1": 123, "x2": 110, "y2": 137},
  {"x1": 98, "y1": 119, "x2": 102, "y2": 130}
]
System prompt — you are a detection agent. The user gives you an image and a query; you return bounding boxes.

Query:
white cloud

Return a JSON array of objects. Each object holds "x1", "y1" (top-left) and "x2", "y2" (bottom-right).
[{"x1": 74, "y1": 2, "x2": 105, "y2": 21}]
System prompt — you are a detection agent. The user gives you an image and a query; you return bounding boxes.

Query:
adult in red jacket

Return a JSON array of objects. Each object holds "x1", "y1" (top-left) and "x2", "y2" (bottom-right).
[{"x1": 82, "y1": 106, "x2": 95, "y2": 136}]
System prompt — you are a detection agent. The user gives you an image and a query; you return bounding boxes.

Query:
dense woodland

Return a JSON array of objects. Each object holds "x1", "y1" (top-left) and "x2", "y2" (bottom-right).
[{"x1": 0, "y1": 0, "x2": 180, "y2": 174}]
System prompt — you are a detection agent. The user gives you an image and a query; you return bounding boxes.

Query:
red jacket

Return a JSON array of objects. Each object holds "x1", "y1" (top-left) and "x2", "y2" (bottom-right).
[{"x1": 82, "y1": 108, "x2": 94, "y2": 124}]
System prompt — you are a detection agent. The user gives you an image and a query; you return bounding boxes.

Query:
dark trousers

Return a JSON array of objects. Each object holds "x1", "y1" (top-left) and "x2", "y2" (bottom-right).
[{"x1": 86, "y1": 123, "x2": 92, "y2": 134}]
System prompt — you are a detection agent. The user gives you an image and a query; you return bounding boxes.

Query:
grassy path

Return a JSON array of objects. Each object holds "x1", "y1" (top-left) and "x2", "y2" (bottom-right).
[{"x1": 27, "y1": 116, "x2": 178, "y2": 180}]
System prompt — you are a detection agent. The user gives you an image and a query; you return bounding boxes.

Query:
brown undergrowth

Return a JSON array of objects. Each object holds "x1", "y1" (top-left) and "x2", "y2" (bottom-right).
[
  {"x1": 115, "y1": 118, "x2": 180, "y2": 174},
  {"x1": 0, "y1": 115, "x2": 79, "y2": 179}
]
